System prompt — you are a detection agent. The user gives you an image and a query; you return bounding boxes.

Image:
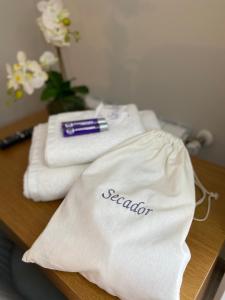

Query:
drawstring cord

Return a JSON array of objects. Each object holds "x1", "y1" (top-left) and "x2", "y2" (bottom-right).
[{"x1": 194, "y1": 172, "x2": 219, "y2": 222}]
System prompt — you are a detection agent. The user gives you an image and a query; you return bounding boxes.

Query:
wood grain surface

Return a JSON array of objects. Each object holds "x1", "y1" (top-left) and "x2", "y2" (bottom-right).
[{"x1": 0, "y1": 110, "x2": 224, "y2": 300}]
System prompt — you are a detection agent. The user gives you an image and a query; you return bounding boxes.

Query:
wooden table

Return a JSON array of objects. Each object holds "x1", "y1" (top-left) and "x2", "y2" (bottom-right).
[{"x1": 0, "y1": 111, "x2": 224, "y2": 300}]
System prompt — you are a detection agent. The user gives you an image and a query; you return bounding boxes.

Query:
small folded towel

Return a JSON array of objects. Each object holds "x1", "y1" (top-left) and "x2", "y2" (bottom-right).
[
  {"x1": 139, "y1": 110, "x2": 160, "y2": 130},
  {"x1": 45, "y1": 104, "x2": 145, "y2": 167},
  {"x1": 24, "y1": 109, "x2": 160, "y2": 202},
  {"x1": 23, "y1": 124, "x2": 87, "y2": 202}
]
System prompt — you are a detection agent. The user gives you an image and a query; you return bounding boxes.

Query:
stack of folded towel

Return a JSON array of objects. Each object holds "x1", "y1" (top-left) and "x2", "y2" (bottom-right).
[{"x1": 24, "y1": 102, "x2": 160, "y2": 202}]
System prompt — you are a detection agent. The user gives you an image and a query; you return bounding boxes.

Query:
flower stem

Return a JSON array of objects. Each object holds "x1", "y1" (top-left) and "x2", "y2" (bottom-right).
[{"x1": 56, "y1": 47, "x2": 66, "y2": 80}]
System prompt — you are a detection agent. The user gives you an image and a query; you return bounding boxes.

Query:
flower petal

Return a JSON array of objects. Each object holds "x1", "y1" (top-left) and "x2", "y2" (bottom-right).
[
  {"x1": 6, "y1": 64, "x2": 12, "y2": 76},
  {"x1": 39, "y1": 51, "x2": 58, "y2": 68},
  {"x1": 23, "y1": 81, "x2": 34, "y2": 95},
  {"x1": 17, "y1": 51, "x2": 26, "y2": 64},
  {"x1": 31, "y1": 75, "x2": 46, "y2": 89},
  {"x1": 37, "y1": 1, "x2": 48, "y2": 12},
  {"x1": 49, "y1": 0, "x2": 63, "y2": 12}
]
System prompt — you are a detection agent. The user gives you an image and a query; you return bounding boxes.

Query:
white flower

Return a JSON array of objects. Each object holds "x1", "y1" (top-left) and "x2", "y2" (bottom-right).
[
  {"x1": 37, "y1": 0, "x2": 72, "y2": 47},
  {"x1": 6, "y1": 64, "x2": 19, "y2": 90},
  {"x1": 39, "y1": 51, "x2": 58, "y2": 68},
  {"x1": 37, "y1": 0, "x2": 63, "y2": 14},
  {"x1": 17, "y1": 51, "x2": 27, "y2": 66},
  {"x1": 6, "y1": 51, "x2": 48, "y2": 97},
  {"x1": 23, "y1": 80, "x2": 34, "y2": 95},
  {"x1": 26, "y1": 60, "x2": 48, "y2": 91}
]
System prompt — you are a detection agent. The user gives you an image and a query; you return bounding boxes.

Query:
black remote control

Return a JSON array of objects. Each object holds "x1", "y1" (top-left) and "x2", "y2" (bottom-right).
[{"x1": 0, "y1": 127, "x2": 33, "y2": 150}]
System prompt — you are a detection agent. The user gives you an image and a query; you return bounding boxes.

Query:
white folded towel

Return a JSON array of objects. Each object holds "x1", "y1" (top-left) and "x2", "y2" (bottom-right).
[
  {"x1": 45, "y1": 104, "x2": 145, "y2": 167},
  {"x1": 139, "y1": 110, "x2": 160, "y2": 130},
  {"x1": 23, "y1": 124, "x2": 87, "y2": 202},
  {"x1": 24, "y1": 108, "x2": 160, "y2": 202}
]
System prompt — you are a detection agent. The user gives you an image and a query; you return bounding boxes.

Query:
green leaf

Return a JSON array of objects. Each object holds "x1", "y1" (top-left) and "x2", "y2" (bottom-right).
[
  {"x1": 61, "y1": 81, "x2": 71, "y2": 90},
  {"x1": 63, "y1": 95, "x2": 86, "y2": 110},
  {"x1": 73, "y1": 85, "x2": 89, "y2": 95},
  {"x1": 57, "y1": 83, "x2": 74, "y2": 99},
  {"x1": 47, "y1": 71, "x2": 63, "y2": 88},
  {"x1": 61, "y1": 81, "x2": 73, "y2": 94},
  {"x1": 41, "y1": 86, "x2": 58, "y2": 101}
]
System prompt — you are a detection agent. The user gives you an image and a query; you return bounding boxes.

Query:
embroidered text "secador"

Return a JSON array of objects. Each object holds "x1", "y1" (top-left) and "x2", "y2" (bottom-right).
[{"x1": 101, "y1": 189, "x2": 153, "y2": 216}]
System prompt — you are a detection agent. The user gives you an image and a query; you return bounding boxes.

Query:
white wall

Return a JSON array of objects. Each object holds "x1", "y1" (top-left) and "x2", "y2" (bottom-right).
[
  {"x1": 0, "y1": 0, "x2": 46, "y2": 127},
  {"x1": 62, "y1": 0, "x2": 225, "y2": 165}
]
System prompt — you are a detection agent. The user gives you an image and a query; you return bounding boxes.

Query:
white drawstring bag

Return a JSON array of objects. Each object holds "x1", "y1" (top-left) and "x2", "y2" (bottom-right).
[{"x1": 23, "y1": 130, "x2": 195, "y2": 300}]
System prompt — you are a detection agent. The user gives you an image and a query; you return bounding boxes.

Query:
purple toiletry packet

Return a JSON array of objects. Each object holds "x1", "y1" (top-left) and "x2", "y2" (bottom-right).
[
  {"x1": 62, "y1": 123, "x2": 108, "y2": 137},
  {"x1": 62, "y1": 118, "x2": 107, "y2": 129}
]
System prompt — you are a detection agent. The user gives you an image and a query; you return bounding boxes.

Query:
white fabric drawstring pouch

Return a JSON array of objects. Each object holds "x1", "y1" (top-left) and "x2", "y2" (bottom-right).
[
  {"x1": 23, "y1": 110, "x2": 160, "y2": 202},
  {"x1": 23, "y1": 130, "x2": 195, "y2": 300},
  {"x1": 23, "y1": 124, "x2": 88, "y2": 202},
  {"x1": 45, "y1": 104, "x2": 145, "y2": 167}
]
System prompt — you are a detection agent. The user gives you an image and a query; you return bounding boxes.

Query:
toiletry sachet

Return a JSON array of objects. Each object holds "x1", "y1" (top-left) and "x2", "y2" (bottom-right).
[
  {"x1": 45, "y1": 104, "x2": 145, "y2": 167},
  {"x1": 23, "y1": 130, "x2": 195, "y2": 300}
]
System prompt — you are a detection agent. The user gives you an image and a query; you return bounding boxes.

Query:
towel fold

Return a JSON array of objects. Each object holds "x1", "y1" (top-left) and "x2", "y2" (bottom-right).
[
  {"x1": 24, "y1": 108, "x2": 161, "y2": 202},
  {"x1": 45, "y1": 104, "x2": 145, "y2": 167},
  {"x1": 139, "y1": 110, "x2": 160, "y2": 131},
  {"x1": 24, "y1": 124, "x2": 88, "y2": 202}
]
